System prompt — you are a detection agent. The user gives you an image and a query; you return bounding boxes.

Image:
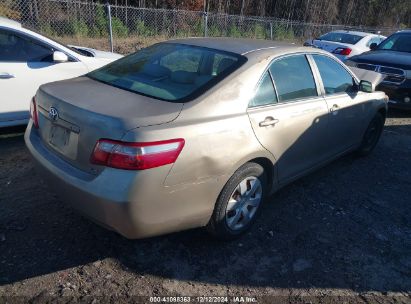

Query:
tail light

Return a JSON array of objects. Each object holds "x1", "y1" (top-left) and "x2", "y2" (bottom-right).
[
  {"x1": 90, "y1": 138, "x2": 185, "y2": 170},
  {"x1": 30, "y1": 97, "x2": 39, "y2": 128},
  {"x1": 332, "y1": 47, "x2": 352, "y2": 56}
]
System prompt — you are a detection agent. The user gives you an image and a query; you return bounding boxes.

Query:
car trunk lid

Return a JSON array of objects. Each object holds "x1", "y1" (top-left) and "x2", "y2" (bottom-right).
[
  {"x1": 312, "y1": 40, "x2": 353, "y2": 53},
  {"x1": 35, "y1": 76, "x2": 183, "y2": 174}
]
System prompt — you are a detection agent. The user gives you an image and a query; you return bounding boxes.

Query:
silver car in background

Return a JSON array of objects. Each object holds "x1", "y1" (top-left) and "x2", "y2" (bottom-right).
[{"x1": 25, "y1": 38, "x2": 387, "y2": 239}]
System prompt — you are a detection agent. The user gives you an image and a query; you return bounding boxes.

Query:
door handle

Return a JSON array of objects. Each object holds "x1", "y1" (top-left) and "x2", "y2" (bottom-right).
[
  {"x1": 330, "y1": 104, "x2": 339, "y2": 112},
  {"x1": 259, "y1": 116, "x2": 279, "y2": 127},
  {"x1": 0, "y1": 73, "x2": 15, "y2": 79}
]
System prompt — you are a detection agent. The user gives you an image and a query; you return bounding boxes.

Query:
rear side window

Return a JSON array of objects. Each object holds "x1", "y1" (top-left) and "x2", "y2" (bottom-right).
[
  {"x1": 366, "y1": 37, "x2": 384, "y2": 47},
  {"x1": 269, "y1": 55, "x2": 318, "y2": 102},
  {"x1": 249, "y1": 71, "x2": 277, "y2": 107},
  {"x1": 88, "y1": 43, "x2": 245, "y2": 102},
  {"x1": 0, "y1": 29, "x2": 53, "y2": 62},
  {"x1": 312, "y1": 55, "x2": 355, "y2": 95}
]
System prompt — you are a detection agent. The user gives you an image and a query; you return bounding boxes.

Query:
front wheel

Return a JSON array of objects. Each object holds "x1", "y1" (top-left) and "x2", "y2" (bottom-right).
[
  {"x1": 206, "y1": 162, "x2": 267, "y2": 240},
  {"x1": 356, "y1": 112, "x2": 385, "y2": 156}
]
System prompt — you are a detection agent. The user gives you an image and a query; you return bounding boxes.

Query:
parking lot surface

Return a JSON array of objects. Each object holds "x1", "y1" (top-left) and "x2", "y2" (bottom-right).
[{"x1": 0, "y1": 110, "x2": 410, "y2": 303}]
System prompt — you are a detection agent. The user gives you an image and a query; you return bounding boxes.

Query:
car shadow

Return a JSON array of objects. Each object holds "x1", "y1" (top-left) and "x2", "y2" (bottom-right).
[
  {"x1": 0, "y1": 125, "x2": 27, "y2": 136},
  {"x1": 0, "y1": 116, "x2": 410, "y2": 294}
]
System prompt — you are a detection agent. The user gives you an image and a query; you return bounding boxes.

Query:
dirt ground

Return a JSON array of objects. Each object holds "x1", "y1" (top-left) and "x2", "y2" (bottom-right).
[{"x1": 0, "y1": 109, "x2": 410, "y2": 304}]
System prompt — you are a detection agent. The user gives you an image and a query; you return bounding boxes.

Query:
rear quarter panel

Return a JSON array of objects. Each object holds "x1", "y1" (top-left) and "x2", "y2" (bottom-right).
[{"x1": 122, "y1": 58, "x2": 277, "y2": 186}]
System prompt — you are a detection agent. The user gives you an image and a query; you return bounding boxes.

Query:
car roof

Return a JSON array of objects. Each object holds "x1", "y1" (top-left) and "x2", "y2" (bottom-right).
[
  {"x1": 327, "y1": 30, "x2": 376, "y2": 37},
  {"x1": 163, "y1": 37, "x2": 309, "y2": 56},
  {"x1": 0, "y1": 17, "x2": 22, "y2": 28}
]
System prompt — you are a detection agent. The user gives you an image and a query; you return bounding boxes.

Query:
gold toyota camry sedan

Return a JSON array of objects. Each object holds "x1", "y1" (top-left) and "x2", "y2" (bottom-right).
[{"x1": 25, "y1": 38, "x2": 387, "y2": 239}]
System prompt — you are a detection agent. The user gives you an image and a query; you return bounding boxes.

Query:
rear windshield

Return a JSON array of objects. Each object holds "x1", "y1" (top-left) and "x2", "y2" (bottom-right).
[
  {"x1": 318, "y1": 32, "x2": 364, "y2": 45},
  {"x1": 88, "y1": 43, "x2": 246, "y2": 102},
  {"x1": 377, "y1": 33, "x2": 411, "y2": 53}
]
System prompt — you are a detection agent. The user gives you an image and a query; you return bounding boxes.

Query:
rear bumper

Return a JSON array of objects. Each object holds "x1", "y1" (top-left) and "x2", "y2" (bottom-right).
[
  {"x1": 24, "y1": 122, "x2": 216, "y2": 238},
  {"x1": 0, "y1": 113, "x2": 29, "y2": 128},
  {"x1": 0, "y1": 119, "x2": 28, "y2": 128},
  {"x1": 388, "y1": 100, "x2": 411, "y2": 110}
]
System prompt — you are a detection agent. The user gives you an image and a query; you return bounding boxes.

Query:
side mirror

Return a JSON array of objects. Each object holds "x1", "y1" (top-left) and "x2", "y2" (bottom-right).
[
  {"x1": 369, "y1": 43, "x2": 378, "y2": 50},
  {"x1": 359, "y1": 80, "x2": 374, "y2": 93},
  {"x1": 53, "y1": 51, "x2": 69, "y2": 63}
]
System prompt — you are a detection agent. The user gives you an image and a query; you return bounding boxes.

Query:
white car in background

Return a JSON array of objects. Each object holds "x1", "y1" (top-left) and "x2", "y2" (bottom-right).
[
  {"x1": 0, "y1": 17, "x2": 123, "y2": 127},
  {"x1": 304, "y1": 30, "x2": 386, "y2": 62}
]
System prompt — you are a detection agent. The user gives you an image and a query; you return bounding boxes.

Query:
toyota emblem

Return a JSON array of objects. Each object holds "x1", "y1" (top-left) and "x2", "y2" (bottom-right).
[{"x1": 48, "y1": 107, "x2": 59, "y2": 121}]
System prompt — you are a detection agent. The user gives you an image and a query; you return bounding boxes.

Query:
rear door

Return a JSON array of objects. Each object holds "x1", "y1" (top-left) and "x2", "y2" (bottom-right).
[
  {"x1": 310, "y1": 54, "x2": 369, "y2": 154},
  {"x1": 247, "y1": 54, "x2": 330, "y2": 183},
  {"x1": 0, "y1": 28, "x2": 88, "y2": 125}
]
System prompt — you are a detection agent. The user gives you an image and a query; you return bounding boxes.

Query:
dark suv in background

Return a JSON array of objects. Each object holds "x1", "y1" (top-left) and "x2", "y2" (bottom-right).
[{"x1": 346, "y1": 30, "x2": 411, "y2": 110}]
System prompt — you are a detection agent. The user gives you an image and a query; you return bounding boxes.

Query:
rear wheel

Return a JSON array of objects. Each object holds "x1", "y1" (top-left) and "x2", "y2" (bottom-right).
[
  {"x1": 206, "y1": 162, "x2": 267, "y2": 240},
  {"x1": 356, "y1": 112, "x2": 384, "y2": 156}
]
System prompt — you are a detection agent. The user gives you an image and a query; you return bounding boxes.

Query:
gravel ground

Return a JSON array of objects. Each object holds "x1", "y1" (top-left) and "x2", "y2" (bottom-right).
[{"x1": 0, "y1": 110, "x2": 410, "y2": 304}]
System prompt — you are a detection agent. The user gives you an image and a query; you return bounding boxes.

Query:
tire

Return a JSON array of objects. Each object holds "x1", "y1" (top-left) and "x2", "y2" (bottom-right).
[
  {"x1": 356, "y1": 112, "x2": 385, "y2": 157},
  {"x1": 206, "y1": 162, "x2": 268, "y2": 240}
]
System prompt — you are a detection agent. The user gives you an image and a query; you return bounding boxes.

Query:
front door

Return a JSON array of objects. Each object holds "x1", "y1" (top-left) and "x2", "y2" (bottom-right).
[
  {"x1": 0, "y1": 29, "x2": 88, "y2": 125},
  {"x1": 310, "y1": 54, "x2": 367, "y2": 154}
]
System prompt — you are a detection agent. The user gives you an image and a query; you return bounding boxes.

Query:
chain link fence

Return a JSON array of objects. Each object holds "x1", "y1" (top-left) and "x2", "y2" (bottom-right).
[{"x1": 0, "y1": 0, "x2": 399, "y2": 53}]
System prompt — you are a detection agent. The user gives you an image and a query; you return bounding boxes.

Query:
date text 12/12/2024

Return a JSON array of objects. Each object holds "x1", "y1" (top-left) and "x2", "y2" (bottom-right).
[{"x1": 149, "y1": 296, "x2": 257, "y2": 303}]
